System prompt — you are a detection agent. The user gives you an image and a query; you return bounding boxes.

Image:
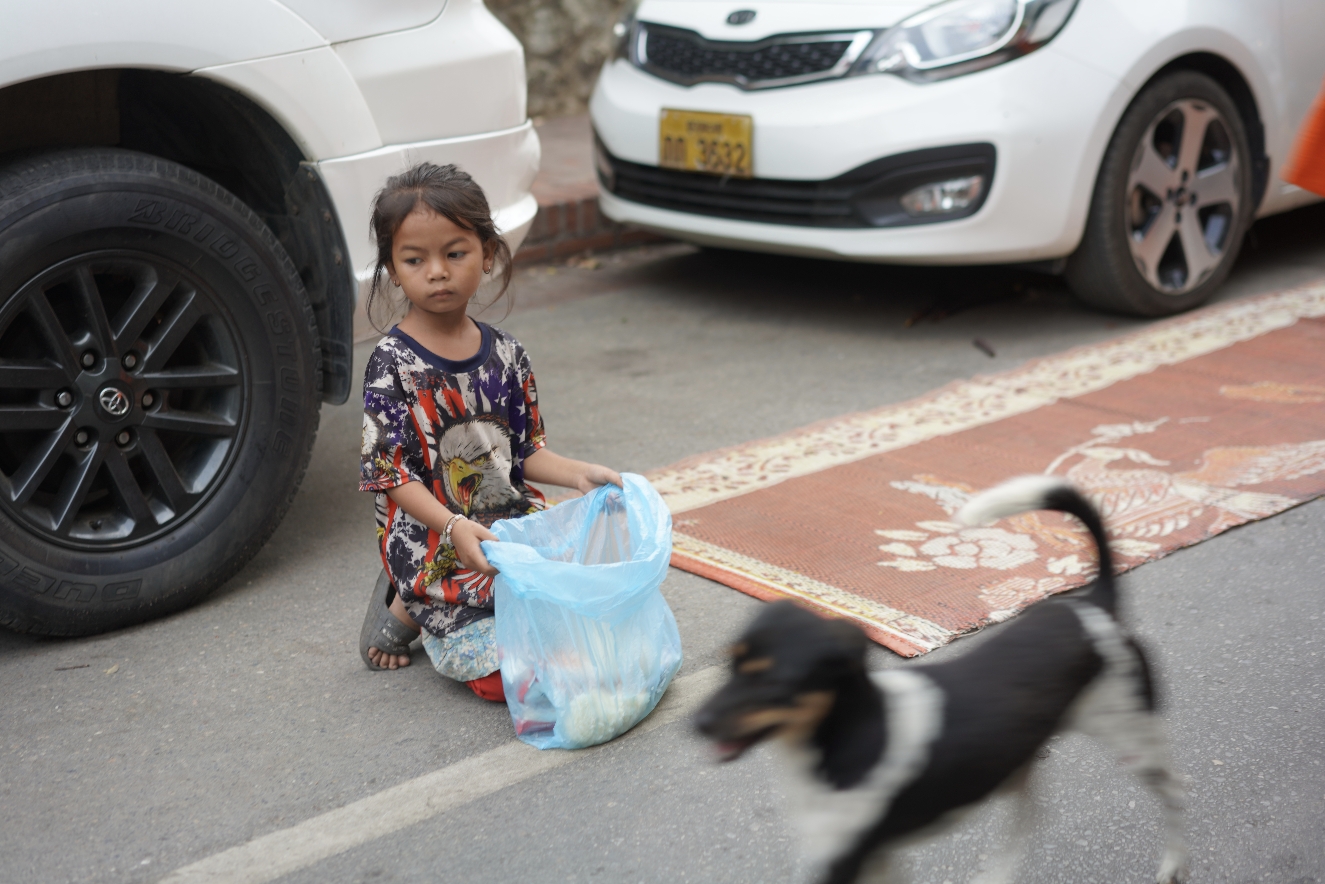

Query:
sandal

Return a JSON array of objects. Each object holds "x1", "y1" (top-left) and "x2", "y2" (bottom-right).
[{"x1": 359, "y1": 569, "x2": 418, "y2": 670}]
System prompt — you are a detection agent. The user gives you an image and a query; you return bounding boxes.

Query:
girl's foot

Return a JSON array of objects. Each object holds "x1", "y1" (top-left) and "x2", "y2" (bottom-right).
[{"x1": 367, "y1": 591, "x2": 420, "y2": 669}]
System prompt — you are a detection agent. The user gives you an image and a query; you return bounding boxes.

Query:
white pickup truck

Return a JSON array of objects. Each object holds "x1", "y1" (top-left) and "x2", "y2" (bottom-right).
[{"x1": 0, "y1": 1, "x2": 539, "y2": 635}]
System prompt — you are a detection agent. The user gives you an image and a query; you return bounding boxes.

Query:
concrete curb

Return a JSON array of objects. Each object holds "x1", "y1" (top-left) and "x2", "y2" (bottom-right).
[
  {"x1": 515, "y1": 113, "x2": 669, "y2": 264},
  {"x1": 515, "y1": 194, "x2": 667, "y2": 264}
]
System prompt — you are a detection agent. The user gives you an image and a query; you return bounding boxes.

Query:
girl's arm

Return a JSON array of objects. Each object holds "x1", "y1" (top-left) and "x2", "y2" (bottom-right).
[
  {"x1": 384, "y1": 482, "x2": 499, "y2": 576},
  {"x1": 523, "y1": 448, "x2": 622, "y2": 494}
]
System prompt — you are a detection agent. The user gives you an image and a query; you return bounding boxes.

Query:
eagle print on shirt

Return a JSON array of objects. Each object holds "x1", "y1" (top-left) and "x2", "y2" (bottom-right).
[
  {"x1": 359, "y1": 325, "x2": 546, "y2": 638},
  {"x1": 437, "y1": 415, "x2": 528, "y2": 516}
]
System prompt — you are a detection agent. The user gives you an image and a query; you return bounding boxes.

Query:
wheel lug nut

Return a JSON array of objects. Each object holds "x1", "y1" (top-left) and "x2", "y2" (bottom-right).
[
  {"x1": 116, "y1": 430, "x2": 132, "y2": 447},
  {"x1": 80, "y1": 350, "x2": 98, "y2": 369},
  {"x1": 74, "y1": 429, "x2": 90, "y2": 446},
  {"x1": 122, "y1": 352, "x2": 138, "y2": 370},
  {"x1": 142, "y1": 391, "x2": 155, "y2": 408},
  {"x1": 56, "y1": 390, "x2": 73, "y2": 408}
]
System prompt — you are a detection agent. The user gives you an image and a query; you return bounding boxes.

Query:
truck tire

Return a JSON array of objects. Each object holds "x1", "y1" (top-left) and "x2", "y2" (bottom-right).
[
  {"x1": 1066, "y1": 71, "x2": 1254, "y2": 316},
  {"x1": 0, "y1": 148, "x2": 321, "y2": 635}
]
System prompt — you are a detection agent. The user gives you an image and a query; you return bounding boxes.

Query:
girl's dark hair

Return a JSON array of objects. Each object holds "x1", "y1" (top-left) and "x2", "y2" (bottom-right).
[{"x1": 366, "y1": 162, "x2": 514, "y2": 332}]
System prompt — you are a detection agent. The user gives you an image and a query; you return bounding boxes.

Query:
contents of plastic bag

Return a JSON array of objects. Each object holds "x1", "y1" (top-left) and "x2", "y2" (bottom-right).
[{"x1": 483, "y1": 473, "x2": 682, "y2": 750}]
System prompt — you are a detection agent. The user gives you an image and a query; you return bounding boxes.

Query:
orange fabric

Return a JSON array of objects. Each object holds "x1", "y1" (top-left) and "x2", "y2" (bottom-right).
[
  {"x1": 1284, "y1": 79, "x2": 1325, "y2": 197},
  {"x1": 466, "y1": 671, "x2": 506, "y2": 702}
]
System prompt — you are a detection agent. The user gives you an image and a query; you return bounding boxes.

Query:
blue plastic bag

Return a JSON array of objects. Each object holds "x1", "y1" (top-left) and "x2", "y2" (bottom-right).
[{"x1": 482, "y1": 473, "x2": 682, "y2": 749}]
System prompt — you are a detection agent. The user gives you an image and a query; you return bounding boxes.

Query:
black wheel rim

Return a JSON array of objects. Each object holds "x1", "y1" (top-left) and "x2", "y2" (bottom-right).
[{"x1": 0, "y1": 251, "x2": 247, "y2": 550}]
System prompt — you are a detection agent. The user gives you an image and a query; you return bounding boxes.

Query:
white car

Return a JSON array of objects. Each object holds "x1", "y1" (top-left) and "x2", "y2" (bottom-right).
[
  {"x1": 591, "y1": 0, "x2": 1325, "y2": 315},
  {"x1": 0, "y1": 1, "x2": 537, "y2": 635}
]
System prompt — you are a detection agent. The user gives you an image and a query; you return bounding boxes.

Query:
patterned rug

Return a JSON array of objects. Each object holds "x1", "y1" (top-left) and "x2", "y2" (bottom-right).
[{"x1": 649, "y1": 281, "x2": 1325, "y2": 656}]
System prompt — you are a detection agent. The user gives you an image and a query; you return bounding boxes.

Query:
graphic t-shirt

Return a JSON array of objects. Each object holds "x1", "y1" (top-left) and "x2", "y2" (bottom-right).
[{"x1": 359, "y1": 322, "x2": 546, "y2": 638}]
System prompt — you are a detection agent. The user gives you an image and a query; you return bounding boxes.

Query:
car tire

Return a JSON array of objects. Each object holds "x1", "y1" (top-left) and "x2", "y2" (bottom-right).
[
  {"x1": 0, "y1": 148, "x2": 321, "y2": 636},
  {"x1": 1066, "y1": 71, "x2": 1254, "y2": 316}
]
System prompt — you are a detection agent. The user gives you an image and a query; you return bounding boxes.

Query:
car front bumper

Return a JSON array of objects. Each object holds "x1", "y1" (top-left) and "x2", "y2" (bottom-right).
[{"x1": 590, "y1": 46, "x2": 1121, "y2": 265}]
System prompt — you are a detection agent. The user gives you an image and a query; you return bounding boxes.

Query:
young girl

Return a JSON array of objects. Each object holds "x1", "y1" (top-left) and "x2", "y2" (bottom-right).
[{"x1": 358, "y1": 163, "x2": 621, "y2": 701}]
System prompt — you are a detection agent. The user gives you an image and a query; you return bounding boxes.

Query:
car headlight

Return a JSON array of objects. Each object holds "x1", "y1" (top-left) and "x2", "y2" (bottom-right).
[
  {"x1": 609, "y1": 1, "x2": 642, "y2": 62},
  {"x1": 854, "y1": 0, "x2": 1078, "y2": 83}
]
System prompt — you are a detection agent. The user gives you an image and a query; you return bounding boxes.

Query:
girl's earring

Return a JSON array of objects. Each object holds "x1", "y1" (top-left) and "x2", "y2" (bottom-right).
[{"x1": 484, "y1": 265, "x2": 491, "y2": 274}]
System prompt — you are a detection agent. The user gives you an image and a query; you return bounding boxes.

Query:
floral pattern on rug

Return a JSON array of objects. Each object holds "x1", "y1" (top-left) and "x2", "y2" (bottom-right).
[{"x1": 873, "y1": 413, "x2": 1325, "y2": 621}]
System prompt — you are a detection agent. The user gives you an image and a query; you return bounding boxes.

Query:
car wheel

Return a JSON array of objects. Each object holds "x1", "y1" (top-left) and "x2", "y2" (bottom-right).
[
  {"x1": 1066, "y1": 71, "x2": 1254, "y2": 316},
  {"x1": 0, "y1": 149, "x2": 320, "y2": 636}
]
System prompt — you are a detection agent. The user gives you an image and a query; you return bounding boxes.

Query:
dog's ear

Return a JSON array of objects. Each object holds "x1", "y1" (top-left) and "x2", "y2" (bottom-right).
[
  {"x1": 795, "y1": 614, "x2": 869, "y2": 683},
  {"x1": 817, "y1": 617, "x2": 868, "y2": 673},
  {"x1": 741, "y1": 603, "x2": 867, "y2": 682},
  {"x1": 824, "y1": 617, "x2": 867, "y2": 655},
  {"x1": 807, "y1": 619, "x2": 883, "y2": 789}
]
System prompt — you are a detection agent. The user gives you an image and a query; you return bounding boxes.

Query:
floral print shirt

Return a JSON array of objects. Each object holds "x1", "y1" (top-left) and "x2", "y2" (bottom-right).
[{"x1": 360, "y1": 323, "x2": 546, "y2": 638}]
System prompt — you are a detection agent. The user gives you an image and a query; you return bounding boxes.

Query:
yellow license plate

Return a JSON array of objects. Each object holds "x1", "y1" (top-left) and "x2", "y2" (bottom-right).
[{"x1": 659, "y1": 109, "x2": 753, "y2": 178}]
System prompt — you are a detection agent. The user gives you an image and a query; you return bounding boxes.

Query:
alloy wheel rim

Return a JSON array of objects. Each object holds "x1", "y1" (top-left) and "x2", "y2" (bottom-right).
[
  {"x1": 0, "y1": 252, "x2": 246, "y2": 550},
  {"x1": 1124, "y1": 97, "x2": 1242, "y2": 296}
]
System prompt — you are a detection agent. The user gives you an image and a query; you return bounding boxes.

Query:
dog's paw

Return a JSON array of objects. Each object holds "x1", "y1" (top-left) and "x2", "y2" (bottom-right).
[{"x1": 1155, "y1": 851, "x2": 1189, "y2": 884}]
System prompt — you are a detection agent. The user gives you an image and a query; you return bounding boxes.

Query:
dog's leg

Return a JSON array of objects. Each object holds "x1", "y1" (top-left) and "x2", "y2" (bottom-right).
[
  {"x1": 1119, "y1": 726, "x2": 1188, "y2": 884},
  {"x1": 969, "y1": 765, "x2": 1036, "y2": 884},
  {"x1": 1068, "y1": 609, "x2": 1188, "y2": 884},
  {"x1": 1077, "y1": 702, "x2": 1188, "y2": 883},
  {"x1": 1139, "y1": 759, "x2": 1188, "y2": 884}
]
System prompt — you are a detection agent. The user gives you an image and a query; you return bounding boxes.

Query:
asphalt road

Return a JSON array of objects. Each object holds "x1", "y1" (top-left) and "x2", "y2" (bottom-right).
[{"x1": 3, "y1": 203, "x2": 1324, "y2": 884}]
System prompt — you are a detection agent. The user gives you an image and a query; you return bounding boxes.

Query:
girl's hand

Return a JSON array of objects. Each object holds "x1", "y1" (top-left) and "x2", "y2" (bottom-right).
[
  {"x1": 574, "y1": 463, "x2": 623, "y2": 495},
  {"x1": 383, "y1": 482, "x2": 500, "y2": 576},
  {"x1": 523, "y1": 449, "x2": 623, "y2": 495},
  {"x1": 451, "y1": 518, "x2": 500, "y2": 577}
]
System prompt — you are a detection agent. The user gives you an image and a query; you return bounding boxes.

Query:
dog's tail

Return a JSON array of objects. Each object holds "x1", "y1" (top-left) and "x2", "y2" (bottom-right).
[{"x1": 956, "y1": 476, "x2": 1116, "y2": 614}]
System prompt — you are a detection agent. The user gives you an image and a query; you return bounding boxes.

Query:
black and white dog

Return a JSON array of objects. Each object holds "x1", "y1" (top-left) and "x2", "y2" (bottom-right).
[{"x1": 694, "y1": 476, "x2": 1186, "y2": 884}]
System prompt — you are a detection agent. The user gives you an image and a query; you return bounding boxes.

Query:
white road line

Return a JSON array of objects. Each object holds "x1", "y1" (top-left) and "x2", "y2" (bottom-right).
[{"x1": 158, "y1": 665, "x2": 725, "y2": 884}]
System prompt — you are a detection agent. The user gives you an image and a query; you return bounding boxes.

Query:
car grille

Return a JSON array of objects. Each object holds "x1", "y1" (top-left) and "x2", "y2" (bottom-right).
[
  {"x1": 636, "y1": 24, "x2": 873, "y2": 89},
  {"x1": 596, "y1": 141, "x2": 997, "y2": 229},
  {"x1": 608, "y1": 156, "x2": 859, "y2": 227}
]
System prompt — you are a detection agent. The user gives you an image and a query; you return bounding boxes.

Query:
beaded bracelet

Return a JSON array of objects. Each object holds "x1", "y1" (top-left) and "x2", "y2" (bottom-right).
[{"x1": 443, "y1": 513, "x2": 468, "y2": 546}]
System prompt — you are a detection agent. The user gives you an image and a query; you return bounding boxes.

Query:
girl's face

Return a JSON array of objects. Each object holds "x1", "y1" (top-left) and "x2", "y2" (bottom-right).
[{"x1": 386, "y1": 207, "x2": 493, "y2": 319}]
